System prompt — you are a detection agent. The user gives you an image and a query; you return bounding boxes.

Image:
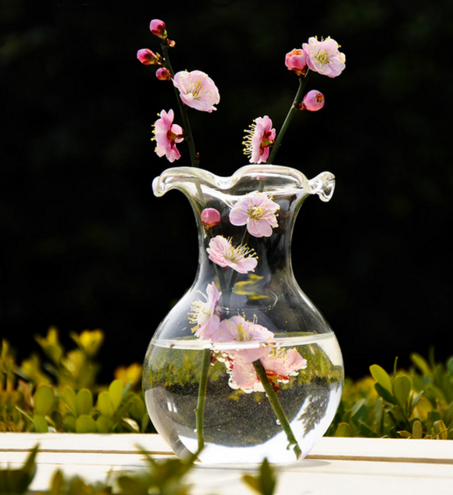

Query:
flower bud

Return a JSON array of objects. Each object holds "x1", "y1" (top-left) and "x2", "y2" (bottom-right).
[
  {"x1": 150, "y1": 19, "x2": 167, "y2": 38},
  {"x1": 201, "y1": 208, "x2": 221, "y2": 228},
  {"x1": 301, "y1": 90, "x2": 325, "y2": 111},
  {"x1": 285, "y1": 49, "x2": 307, "y2": 75},
  {"x1": 156, "y1": 67, "x2": 172, "y2": 81},
  {"x1": 136, "y1": 49, "x2": 161, "y2": 66}
]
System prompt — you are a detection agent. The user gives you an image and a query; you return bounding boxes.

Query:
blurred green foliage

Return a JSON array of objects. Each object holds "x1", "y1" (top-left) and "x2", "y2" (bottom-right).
[
  {"x1": 0, "y1": 328, "x2": 151, "y2": 433},
  {"x1": 327, "y1": 351, "x2": 453, "y2": 439},
  {"x1": 0, "y1": 443, "x2": 275, "y2": 495}
]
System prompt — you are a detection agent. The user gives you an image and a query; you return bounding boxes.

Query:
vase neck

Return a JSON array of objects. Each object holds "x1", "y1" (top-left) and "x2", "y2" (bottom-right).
[{"x1": 153, "y1": 165, "x2": 335, "y2": 313}]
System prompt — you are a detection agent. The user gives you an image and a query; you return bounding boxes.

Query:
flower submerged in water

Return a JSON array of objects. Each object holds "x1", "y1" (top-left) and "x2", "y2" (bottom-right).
[
  {"x1": 213, "y1": 317, "x2": 306, "y2": 392},
  {"x1": 303, "y1": 37, "x2": 346, "y2": 78},
  {"x1": 152, "y1": 109, "x2": 184, "y2": 162},
  {"x1": 173, "y1": 70, "x2": 220, "y2": 113},
  {"x1": 229, "y1": 192, "x2": 280, "y2": 238},
  {"x1": 261, "y1": 348, "x2": 307, "y2": 380},
  {"x1": 243, "y1": 116, "x2": 276, "y2": 164},
  {"x1": 207, "y1": 236, "x2": 258, "y2": 273},
  {"x1": 189, "y1": 282, "x2": 222, "y2": 339}
]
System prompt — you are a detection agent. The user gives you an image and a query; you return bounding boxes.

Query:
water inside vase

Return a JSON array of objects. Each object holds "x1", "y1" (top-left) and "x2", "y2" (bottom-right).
[{"x1": 143, "y1": 332, "x2": 343, "y2": 464}]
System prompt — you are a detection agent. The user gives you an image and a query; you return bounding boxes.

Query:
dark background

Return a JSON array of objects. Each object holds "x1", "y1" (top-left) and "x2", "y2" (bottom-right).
[{"x1": 1, "y1": 0, "x2": 452, "y2": 381}]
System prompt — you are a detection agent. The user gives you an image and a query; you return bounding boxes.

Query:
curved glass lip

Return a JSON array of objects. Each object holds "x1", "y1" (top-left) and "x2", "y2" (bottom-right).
[{"x1": 152, "y1": 164, "x2": 335, "y2": 202}]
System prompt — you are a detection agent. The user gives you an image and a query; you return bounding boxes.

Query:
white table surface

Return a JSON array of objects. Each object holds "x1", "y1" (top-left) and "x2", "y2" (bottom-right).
[{"x1": 1, "y1": 434, "x2": 452, "y2": 494}]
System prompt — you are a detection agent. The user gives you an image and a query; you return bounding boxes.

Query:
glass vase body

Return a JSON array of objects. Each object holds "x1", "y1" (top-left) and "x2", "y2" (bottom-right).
[{"x1": 143, "y1": 165, "x2": 343, "y2": 464}]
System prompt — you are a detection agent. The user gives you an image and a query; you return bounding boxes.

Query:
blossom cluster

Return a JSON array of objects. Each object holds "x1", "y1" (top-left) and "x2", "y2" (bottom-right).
[
  {"x1": 201, "y1": 190, "x2": 280, "y2": 274},
  {"x1": 137, "y1": 20, "x2": 345, "y2": 166},
  {"x1": 191, "y1": 190, "x2": 307, "y2": 393},
  {"x1": 190, "y1": 282, "x2": 307, "y2": 393}
]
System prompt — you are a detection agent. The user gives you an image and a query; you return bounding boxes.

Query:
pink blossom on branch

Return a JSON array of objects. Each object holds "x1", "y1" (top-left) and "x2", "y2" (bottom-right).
[
  {"x1": 206, "y1": 236, "x2": 258, "y2": 273},
  {"x1": 303, "y1": 36, "x2": 346, "y2": 78},
  {"x1": 229, "y1": 192, "x2": 280, "y2": 238},
  {"x1": 285, "y1": 48, "x2": 307, "y2": 75},
  {"x1": 173, "y1": 70, "x2": 220, "y2": 113},
  {"x1": 301, "y1": 90, "x2": 325, "y2": 112},
  {"x1": 243, "y1": 116, "x2": 276, "y2": 164},
  {"x1": 152, "y1": 109, "x2": 184, "y2": 163}
]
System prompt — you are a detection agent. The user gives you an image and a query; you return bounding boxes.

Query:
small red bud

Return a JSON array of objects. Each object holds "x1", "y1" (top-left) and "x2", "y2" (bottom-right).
[
  {"x1": 137, "y1": 49, "x2": 161, "y2": 66},
  {"x1": 156, "y1": 67, "x2": 172, "y2": 81},
  {"x1": 201, "y1": 208, "x2": 221, "y2": 228},
  {"x1": 150, "y1": 19, "x2": 167, "y2": 39}
]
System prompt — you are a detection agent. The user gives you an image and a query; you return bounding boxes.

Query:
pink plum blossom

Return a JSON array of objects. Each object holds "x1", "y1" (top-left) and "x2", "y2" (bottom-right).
[
  {"x1": 261, "y1": 348, "x2": 307, "y2": 380},
  {"x1": 136, "y1": 49, "x2": 161, "y2": 66},
  {"x1": 173, "y1": 70, "x2": 220, "y2": 113},
  {"x1": 285, "y1": 48, "x2": 307, "y2": 75},
  {"x1": 243, "y1": 116, "x2": 276, "y2": 164},
  {"x1": 207, "y1": 236, "x2": 258, "y2": 273},
  {"x1": 301, "y1": 90, "x2": 325, "y2": 111},
  {"x1": 201, "y1": 208, "x2": 221, "y2": 228},
  {"x1": 303, "y1": 37, "x2": 346, "y2": 78},
  {"x1": 150, "y1": 19, "x2": 167, "y2": 38},
  {"x1": 227, "y1": 345, "x2": 307, "y2": 393},
  {"x1": 156, "y1": 67, "x2": 172, "y2": 81},
  {"x1": 229, "y1": 192, "x2": 280, "y2": 238},
  {"x1": 190, "y1": 282, "x2": 222, "y2": 339},
  {"x1": 214, "y1": 315, "x2": 274, "y2": 392},
  {"x1": 152, "y1": 109, "x2": 184, "y2": 163}
]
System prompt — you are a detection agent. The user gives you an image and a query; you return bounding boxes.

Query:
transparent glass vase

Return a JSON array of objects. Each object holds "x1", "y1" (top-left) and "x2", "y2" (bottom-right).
[{"x1": 143, "y1": 165, "x2": 343, "y2": 464}]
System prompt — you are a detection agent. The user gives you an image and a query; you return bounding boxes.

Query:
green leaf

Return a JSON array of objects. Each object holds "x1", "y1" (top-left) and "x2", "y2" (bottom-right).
[
  {"x1": 0, "y1": 470, "x2": 30, "y2": 494},
  {"x1": 48, "y1": 470, "x2": 65, "y2": 495},
  {"x1": 412, "y1": 420, "x2": 423, "y2": 439},
  {"x1": 242, "y1": 458, "x2": 277, "y2": 495},
  {"x1": 63, "y1": 387, "x2": 77, "y2": 416},
  {"x1": 33, "y1": 384, "x2": 55, "y2": 416},
  {"x1": 409, "y1": 390, "x2": 424, "y2": 415},
  {"x1": 97, "y1": 391, "x2": 114, "y2": 417},
  {"x1": 243, "y1": 475, "x2": 262, "y2": 494},
  {"x1": 75, "y1": 414, "x2": 97, "y2": 433},
  {"x1": 393, "y1": 375, "x2": 412, "y2": 410},
  {"x1": 374, "y1": 382, "x2": 397, "y2": 404},
  {"x1": 369, "y1": 364, "x2": 393, "y2": 394},
  {"x1": 76, "y1": 388, "x2": 93, "y2": 416},
  {"x1": 129, "y1": 395, "x2": 146, "y2": 421},
  {"x1": 444, "y1": 402, "x2": 453, "y2": 427},
  {"x1": 334, "y1": 422, "x2": 352, "y2": 437},
  {"x1": 33, "y1": 414, "x2": 48, "y2": 433},
  {"x1": 62, "y1": 414, "x2": 76, "y2": 432},
  {"x1": 447, "y1": 357, "x2": 453, "y2": 376},
  {"x1": 433, "y1": 419, "x2": 448, "y2": 440},
  {"x1": 351, "y1": 398, "x2": 367, "y2": 420},
  {"x1": 96, "y1": 415, "x2": 113, "y2": 433},
  {"x1": 108, "y1": 379, "x2": 124, "y2": 411},
  {"x1": 410, "y1": 353, "x2": 431, "y2": 376},
  {"x1": 120, "y1": 417, "x2": 140, "y2": 433}
]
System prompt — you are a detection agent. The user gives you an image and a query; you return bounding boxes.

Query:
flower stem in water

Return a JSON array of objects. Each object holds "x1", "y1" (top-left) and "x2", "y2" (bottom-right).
[
  {"x1": 253, "y1": 359, "x2": 302, "y2": 460},
  {"x1": 196, "y1": 348, "x2": 212, "y2": 453}
]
